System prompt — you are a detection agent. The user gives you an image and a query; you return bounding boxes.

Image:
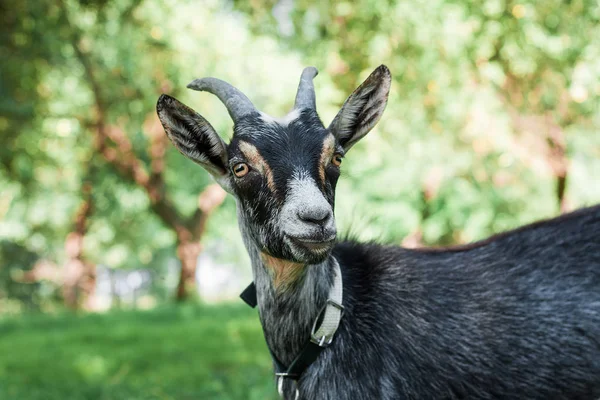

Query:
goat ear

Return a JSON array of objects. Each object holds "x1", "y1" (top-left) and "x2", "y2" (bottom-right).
[
  {"x1": 328, "y1": 65, "x2": 391, "y2": 151},
  {"x1": 157, "y1": 94, "x2": 228, "y2": 177}
]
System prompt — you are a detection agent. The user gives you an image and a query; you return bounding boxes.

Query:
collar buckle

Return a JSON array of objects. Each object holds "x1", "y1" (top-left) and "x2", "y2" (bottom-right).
[
  {"x1": 310, "y1": 334, "x2": 333, "y2": 347},
  {"x1": 277, "y1": 376, "x2": 300, "y2": 400}
]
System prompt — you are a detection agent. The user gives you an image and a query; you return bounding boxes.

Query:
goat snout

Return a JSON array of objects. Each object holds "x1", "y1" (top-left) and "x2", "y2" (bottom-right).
[
  {"x1": 282, "y1": 206, "x2": 337, "y2": 249},
  {"x1": 289, "y1": 207, "x2": 336, "y2": 241},
  {"x1": 280, "y1": 175, "x2": 337, "y2": 250},
  {"x1": 297, "y1": 206, "x2": 332, "y2": 227}
]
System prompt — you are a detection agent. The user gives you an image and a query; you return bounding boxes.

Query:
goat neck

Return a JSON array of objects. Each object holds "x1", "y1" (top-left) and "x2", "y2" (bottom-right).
[{"x1": 239, "y1": 211, "x2": 335, "y2": 366}]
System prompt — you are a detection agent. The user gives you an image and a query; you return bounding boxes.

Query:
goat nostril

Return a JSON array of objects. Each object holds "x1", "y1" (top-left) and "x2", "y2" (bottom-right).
[{"x1": 297, "y1": 209, "x2": 331, "y2": 225}]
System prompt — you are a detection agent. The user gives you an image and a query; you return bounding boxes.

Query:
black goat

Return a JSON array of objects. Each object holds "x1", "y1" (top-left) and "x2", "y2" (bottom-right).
[{"x1": 157, "y1": 65, "x2": 600, "y2": 399}]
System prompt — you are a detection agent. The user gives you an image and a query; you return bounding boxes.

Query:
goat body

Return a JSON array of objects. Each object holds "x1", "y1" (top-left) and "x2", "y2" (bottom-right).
[{"x1": 269, "y1": 205, "x2": 600, "y2": 399}]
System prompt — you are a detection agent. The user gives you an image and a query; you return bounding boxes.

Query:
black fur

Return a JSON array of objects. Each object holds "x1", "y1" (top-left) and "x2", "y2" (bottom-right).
[{"x1": 277, "y1": 206, "x2": 600, "y2": 399}]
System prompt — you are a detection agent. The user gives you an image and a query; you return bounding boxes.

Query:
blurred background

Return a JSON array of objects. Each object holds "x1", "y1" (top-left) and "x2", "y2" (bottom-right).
[{"x1": 1, "y1": 0, "x2": 599, "y2": 398}]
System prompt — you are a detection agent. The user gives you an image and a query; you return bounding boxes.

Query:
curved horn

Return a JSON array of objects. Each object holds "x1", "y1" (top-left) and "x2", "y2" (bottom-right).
[
  {"x1": 187, "y1": 77, "x2": 256, "y2": 122},
  {"x1": 294, "y1": 67, "x2": 318, "y2": 110}
]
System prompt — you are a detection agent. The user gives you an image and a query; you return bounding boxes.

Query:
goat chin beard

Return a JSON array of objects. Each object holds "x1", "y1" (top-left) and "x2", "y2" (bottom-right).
[
  {"x1": 259, "y1": 239, "x2": 331, "y2": 265},
  {"x1": 286, "y1": 247, "x2": 331, "y2": 265},
  {"x1": 281, "y1": 236, "x2": 334, "y2": 265}
]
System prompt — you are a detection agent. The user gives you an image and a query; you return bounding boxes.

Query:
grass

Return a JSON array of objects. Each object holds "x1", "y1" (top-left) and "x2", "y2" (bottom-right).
[{"x1": 0, "y1": 304, "x2": 278, "y2": 400}]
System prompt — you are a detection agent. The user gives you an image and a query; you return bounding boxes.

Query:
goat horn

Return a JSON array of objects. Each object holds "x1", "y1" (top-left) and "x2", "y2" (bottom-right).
[
  {"x1": 187, "y1": 77, "x2": 256, "y2": 122},
  {"x1": 294, "y1": 67, "x2": 318, "y2": 111}
]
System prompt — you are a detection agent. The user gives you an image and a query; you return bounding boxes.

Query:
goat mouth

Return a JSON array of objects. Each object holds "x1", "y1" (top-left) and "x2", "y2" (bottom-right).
[{"x1": 286, "y1": 235, "x2": 336, "y2": 252}]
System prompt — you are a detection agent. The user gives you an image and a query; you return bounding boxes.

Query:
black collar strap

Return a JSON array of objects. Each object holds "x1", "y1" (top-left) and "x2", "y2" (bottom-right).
[
  {"x1": 239, "y1": 260, "x2": 344, "y2": 399},
  {"x1": 239, "y1": 281, "x2": 258, "y2": 308}
]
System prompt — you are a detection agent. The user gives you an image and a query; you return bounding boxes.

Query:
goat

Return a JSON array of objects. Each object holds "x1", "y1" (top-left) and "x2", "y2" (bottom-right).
[{"x1": 157, "y1": 65, "x2": 600, "y2": 399}]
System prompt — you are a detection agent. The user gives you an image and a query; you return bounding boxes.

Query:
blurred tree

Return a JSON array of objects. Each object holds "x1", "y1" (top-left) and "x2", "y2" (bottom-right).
[
  {"x1": 461, "y1": 0, "x2": 600, "y2": 212},
  {"x1": 0, "y1": 0, "x2": 228, "y2": 304},
  {"x1": 56, "y1": 0, "x2": 228, "y2": 301}
]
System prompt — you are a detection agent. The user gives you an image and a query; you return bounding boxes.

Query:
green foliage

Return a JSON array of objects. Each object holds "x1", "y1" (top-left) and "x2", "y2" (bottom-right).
[
  {"x1": 0, "y1": 241, "x2": 42, "y2": 311},
  {"x1": 0, "y1": 305, "x2": 277, "y2": 400}
]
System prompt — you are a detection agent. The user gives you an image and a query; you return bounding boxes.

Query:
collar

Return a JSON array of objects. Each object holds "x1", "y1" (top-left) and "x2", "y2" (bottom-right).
[{"x1": 240, "y1": 258, "x2": 344, "y2": 398}]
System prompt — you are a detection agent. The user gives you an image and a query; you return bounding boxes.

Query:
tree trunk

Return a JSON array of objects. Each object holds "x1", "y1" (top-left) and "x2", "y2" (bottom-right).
[
  {"x1": 81, "y1": 261, "x2": 97, "y2": 311},
  {"x1": 62, "y1": 246, "x2": 85, "y2": 309},
  {"x1": 173, "y1": 184, "x2": 226, "y2": 301},
  {"x1": 62, "y1": 182, "x2": 94, "y2": 310},
  {"x1": 175, "y1": 238, "x2": 202, "y2": 301}
]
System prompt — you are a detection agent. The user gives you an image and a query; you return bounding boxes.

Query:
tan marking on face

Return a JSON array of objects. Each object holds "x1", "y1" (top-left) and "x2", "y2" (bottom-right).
[
  {"x1": 238, "y1": 141, "x2": 276, "y2": 193},
  {"x1": 261, "y1": 252, "x2": 305, "y2": 292},
  {"x1": 318, "y1": 134, "x2": 336, "y2": 185}
]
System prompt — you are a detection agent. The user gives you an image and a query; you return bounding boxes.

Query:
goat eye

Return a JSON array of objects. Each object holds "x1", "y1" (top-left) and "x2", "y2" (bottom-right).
[
  {"x1": 232, "y1": 163, "x2": 249, "y2": 177},
  {"x1": 331, "y1": 153, "x2": 343, "y2": 167}
]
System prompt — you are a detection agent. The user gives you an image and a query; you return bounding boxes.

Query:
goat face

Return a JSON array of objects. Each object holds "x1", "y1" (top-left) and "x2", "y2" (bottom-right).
[
  {"x1": 157, "y1": 65, "x2": 391, "y2": 264},
  {"x1": 227, "y1": 111, "x2": 339, "y2": 264}
]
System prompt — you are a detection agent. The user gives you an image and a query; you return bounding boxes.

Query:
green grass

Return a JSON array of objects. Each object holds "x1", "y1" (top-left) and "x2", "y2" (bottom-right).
[{"x1": 0, "y1": 305, "x2": 278, "y2": 400}]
